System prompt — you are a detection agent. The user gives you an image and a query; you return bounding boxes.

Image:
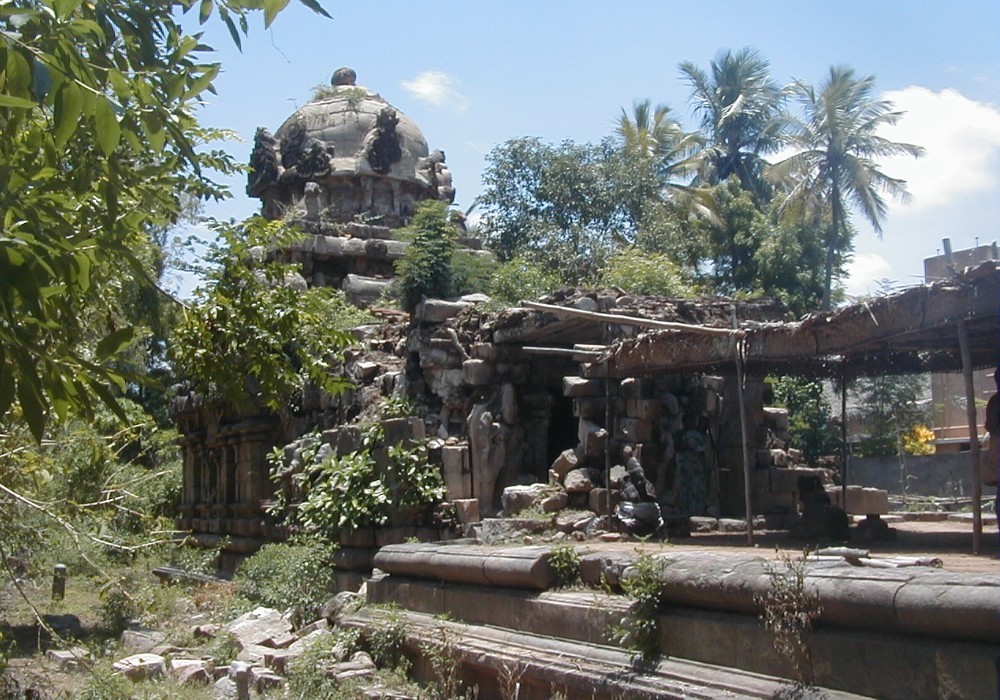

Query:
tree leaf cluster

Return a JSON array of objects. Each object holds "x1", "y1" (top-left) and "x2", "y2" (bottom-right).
[
  {"x1": 0, "y1": 0, "x2": 330, "y2": 440},
  {"x1": 171, "y1": 217, "x2": 355, "y2": 412}
]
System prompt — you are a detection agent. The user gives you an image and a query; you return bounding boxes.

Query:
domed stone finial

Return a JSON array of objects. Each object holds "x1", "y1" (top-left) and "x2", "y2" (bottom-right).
[{"x1": 332, "y1": 67, "x2": 357, "y2": 87}]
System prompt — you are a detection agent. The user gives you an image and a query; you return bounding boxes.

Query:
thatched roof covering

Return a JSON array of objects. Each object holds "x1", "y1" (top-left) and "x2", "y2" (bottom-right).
[{"x1": 597, "y1": 262, "x2": 998, "y2": 379}]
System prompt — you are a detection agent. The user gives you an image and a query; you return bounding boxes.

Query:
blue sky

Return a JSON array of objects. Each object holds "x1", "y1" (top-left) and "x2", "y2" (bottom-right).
[{"x1": 182, "y1": 1, "x2": 1000, "y2": 300}]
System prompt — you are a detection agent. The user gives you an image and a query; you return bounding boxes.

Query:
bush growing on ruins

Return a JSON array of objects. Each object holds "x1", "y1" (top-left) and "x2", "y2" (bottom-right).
[
  {"x1": 235, "y1": 537, "x2": 335, "y2": 625},
  {"x1": 395, "y1": 200, "x2": 458, "y2": 313},
  {"x1": 486, "y1": 256, "x2": 562, "y2": 306},
  {"x1": 548, "y1": 543, "x2": 581, "y2": 588},
  {"x1": 609, "y1": 552, "x2": 667, "y2": 662},
  {"x1": 597, "y1": 246, "x2": 698, "y2": 297}
]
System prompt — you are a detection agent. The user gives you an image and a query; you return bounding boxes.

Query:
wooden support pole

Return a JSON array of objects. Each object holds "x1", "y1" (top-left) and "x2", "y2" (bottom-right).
[
  {"x1": 604, "y1": 324, "x2": 613, "y2": 527},
  {"x1": 956, "y1": 320, "x2": 983, "y2": 555},
  {"x1": 732, "y1": 307, "x2": 754, "y2": 546},
  {"x1": 841, "y1": 365, "x2": 849, "y2": 512},
  {"x1": 522, "y1": 301, "x2": 741, "y2": 337}
]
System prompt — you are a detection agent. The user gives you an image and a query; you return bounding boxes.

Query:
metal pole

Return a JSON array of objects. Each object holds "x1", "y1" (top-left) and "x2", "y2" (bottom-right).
[
  {"x1": 956, "y1": 320, "x2": 983, "y2": 555},
  {"x1": 732, "y1": 307, "x2": 754, "y2": 546}
]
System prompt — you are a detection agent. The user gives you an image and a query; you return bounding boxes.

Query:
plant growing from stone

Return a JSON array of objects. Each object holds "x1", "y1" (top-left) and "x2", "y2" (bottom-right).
[
  {"x1": 754, "y1": 552, "x2": 823, "y2": 686},
  {"x1": 363, "y1": 606, "x2": 411, "y2": 671},
  {"x1": 548, "y1": 543, "x2": 581, "y2": 588},
  {"x1": 421, "y1": 622, "x2": 479, "y2": 700},
  {"x1": 608, "y1": 552, "x2": 666, "y2": 662}
]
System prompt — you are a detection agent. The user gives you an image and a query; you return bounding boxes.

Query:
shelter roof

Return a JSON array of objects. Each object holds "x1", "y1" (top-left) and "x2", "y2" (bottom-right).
[{"x1": 597, "y1": 262, "x2": 998, "y2": 379}]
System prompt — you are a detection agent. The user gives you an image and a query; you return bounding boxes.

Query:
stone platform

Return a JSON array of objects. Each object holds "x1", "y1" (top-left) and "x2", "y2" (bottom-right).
[{"x1": 354, "y1": 541, "x2": 999, "y2": 699}]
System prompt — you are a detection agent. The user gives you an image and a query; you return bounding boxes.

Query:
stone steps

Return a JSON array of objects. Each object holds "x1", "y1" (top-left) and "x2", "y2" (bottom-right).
[{"x1": 343, "y1": 607, "x2": 866, "y2": 700}]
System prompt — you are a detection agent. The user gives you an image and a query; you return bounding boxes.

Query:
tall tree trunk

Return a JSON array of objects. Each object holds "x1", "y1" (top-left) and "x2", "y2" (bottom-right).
[{"x1": 821, "y1": 188, "x2": 843, "y2": 311}]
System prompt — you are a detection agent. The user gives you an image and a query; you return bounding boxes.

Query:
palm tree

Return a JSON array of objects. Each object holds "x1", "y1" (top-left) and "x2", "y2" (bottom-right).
[
  {"x1": 772, "y1": 66, "x2": 925, "y2": 310},
  {"x1": 615, "y1": 100, "x2": 704, "y2": 234},
  {"x1": 616, "y1": 99, "x2": 701, "y2": 182},
  {"x1": 679, "y1": 47, "x2": 787, "y2": 204}
]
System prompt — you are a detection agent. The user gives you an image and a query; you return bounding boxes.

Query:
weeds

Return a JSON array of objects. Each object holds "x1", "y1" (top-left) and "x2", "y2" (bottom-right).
[
  {"x1": 608, "y1": 552, "x2": 666, "y2": 662},
  {"x1": 421, "y1": 622, "x2": 478, "y2": 700},
  {"x1": 754, "y1": 552, "x2": 823, "y2": 686},
  {"x1": 363, "y1": 606, "x2": 410, "y2": 671},
  {"x1": 548, "y1": 543, "x2": 581, "y2": 589}
]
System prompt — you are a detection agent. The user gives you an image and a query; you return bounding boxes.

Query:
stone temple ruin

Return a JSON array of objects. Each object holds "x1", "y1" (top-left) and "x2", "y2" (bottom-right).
[
  {"x1": 173, "y1": 67, "x2": 892, "y2": 573},
  {"x1": 168, "y1": 68, "x2": 999, "y2": 699}
]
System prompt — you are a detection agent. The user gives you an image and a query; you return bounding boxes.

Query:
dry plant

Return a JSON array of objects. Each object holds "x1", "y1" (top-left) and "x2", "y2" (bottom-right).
[{"x1": 754, "y1": 552, "x2": 823, "y2": 686}]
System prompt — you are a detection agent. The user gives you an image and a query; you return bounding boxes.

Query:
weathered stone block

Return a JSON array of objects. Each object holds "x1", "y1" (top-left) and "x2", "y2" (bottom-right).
[
  {"x1": 589, "y1": 488, "x2": 612, "y2": 515},
  {"x1": 620, "y1": 377, "x2": 652, "y2": 399},
  {"x1": 626, "y1": 399, "x2": 661, "y2": 421},
  {"x1": 763, "y1": 407, "x2": 789, "y2": 430},
  {"x1": 551, "y1": 448, "x2": 580, "y2": 480},
  {"x1": 564, "y1": 468, "x2": 595, "y2": 493},
  {"x1": 563, "y1": 376, "x2": 604, "y2": 398},
  {"x1": 113, "y1": 653, "x2": 166, "y2": 681},
  {"x1": 414, "y1": 298, "x2": 471, "y2": 323},
  {"x1": 382, "y1": 418, "x2": 410, "y2": 446},
  {"x1": 462, "y1": 359, "x2": 494, "y2": 385},
  {"x1": 769, "y1": 466, "x2": 829, "y2": 494},
  {"x1": 453, "y1": 498, "x2": 480, "y2": 524},
  {"x1": 441, "y1": 445, "x2": 472, "y2": 500},
  {"x1": 616, "y1": 417, "x2": 653, "y2": 443}
]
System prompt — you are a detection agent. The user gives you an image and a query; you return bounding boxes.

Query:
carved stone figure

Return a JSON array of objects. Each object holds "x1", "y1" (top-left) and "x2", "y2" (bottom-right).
[
  {"x1": 366, "y1": 107, "x2": 402, "y2": 175},
  {"x1": 247, "y1": 128, "x2": 281, "y2": 197},
  {"x1": 303, "y1": 182, "x2": 323, "y2": 220}
]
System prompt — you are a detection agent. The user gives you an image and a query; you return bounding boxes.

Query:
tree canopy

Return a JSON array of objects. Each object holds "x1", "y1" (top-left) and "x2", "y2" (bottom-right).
[
  {"x1": 478, "y1": 47, "x2": 921, "y2": 315},
  {"x1": 0, "y1": 0, "x2": 330, "y2": 439}
]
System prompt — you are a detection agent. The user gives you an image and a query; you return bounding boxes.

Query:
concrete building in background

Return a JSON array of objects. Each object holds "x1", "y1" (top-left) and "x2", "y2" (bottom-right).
[{"x1": 924, "y1": 238, "x2": 998, "y2": 453}]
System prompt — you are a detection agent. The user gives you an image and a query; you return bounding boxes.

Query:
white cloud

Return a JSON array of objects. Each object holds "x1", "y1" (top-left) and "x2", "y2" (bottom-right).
[
  {"x1": 844, "y1": 252, "x2": 893, "y2": 297},
  {"x1": 401, "y1": 70, "x2": 470, "y2": 111},
  {"x1": 876, "y1": 87, "x2": 1000, "y2": 213}
]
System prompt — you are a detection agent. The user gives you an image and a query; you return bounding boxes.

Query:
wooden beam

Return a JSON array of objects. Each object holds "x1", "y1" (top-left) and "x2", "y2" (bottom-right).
[
  {"x1": 733, "y1": 307, "x2": 754, "y2": 546},
  {"x1": 956, "y1": 320, "x2": 983, "y2": 555},
  {"x1": 522, "y1": 301, "x2": 741, "y2": 338},
  {"x1": 520, "y1": 346, "x2": 604, "y2": 360}
]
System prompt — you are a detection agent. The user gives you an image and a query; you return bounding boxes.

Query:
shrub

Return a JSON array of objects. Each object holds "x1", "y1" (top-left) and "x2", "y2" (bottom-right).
[
  {"x1": 234, "y1": 538, "x2": 335, "y2": 624},
  {"x1": 597, "y1": 246, "x2": 697, "y2": 297},
  {"x1": 486, "y1": 256, "x2": 562, "y2": 306},
  {"x1": 609, "y1": 552, "x2": 666, "y2": 661},
  {"x1": 395, "y1": 200, "x2": 457, "y2": 312},
  {"x1": 548, "y1": 543, "x2": 580, "y2": 588}
]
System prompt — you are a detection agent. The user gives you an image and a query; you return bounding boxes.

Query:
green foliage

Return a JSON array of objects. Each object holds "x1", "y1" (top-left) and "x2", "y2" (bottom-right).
[
  {"x1": 680, "y1": 47, "x2": 786, "y2": 204},
  {"x1": 172, "y1": 217, "x2": 355, "y2": 412},
  {"x1": 395, "y1": 200, "x2": 459, "y2": 313},
  {"x1": 486, "y1": 256, "x2": 562, "y2": 306},
  {"x1": 548, "y1": 543, "x2": 580, "y2": 589},
  {"x1": 774, "y1": 65, "x2": 924, "y2": 310},
  {"x1": 772, "y1": 377, "x2": 840, "y2": 464},
  {"x1": 363, "y1": 607, "x2": 410, "y2": 670},
  {"x1": 291, "y1": 436, "x2": 445, "y2": 536},
  {"x1": 479, "y1": 137, "x2": 661, "y2": 284},
  {"x1": 234, "y1": 537, "x2": 335, "y2": 624},
  {"x1": 598, "y1": 247, "x2": 697, "y2": 297},
  {"x1": 754, "y1": 553, "x2": 823, "y2": 685},
  {"x1": 609, "y1": 553, "x2": 666, "y2": 661},
  {"x1": 450, "y1": 249, "x2": 497, "y2": 298},
  {"x1": 0, "y1": 0, "x2": 330, "y2": 440},
  {"x1": 853, "y1": 374, "x2": 930, "y2": 457}
]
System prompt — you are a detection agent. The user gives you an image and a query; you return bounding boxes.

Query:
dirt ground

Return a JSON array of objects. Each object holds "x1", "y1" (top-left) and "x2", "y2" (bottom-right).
[{"x1": 621, "y1": 517, "x2": 1000, "y2": 574}]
